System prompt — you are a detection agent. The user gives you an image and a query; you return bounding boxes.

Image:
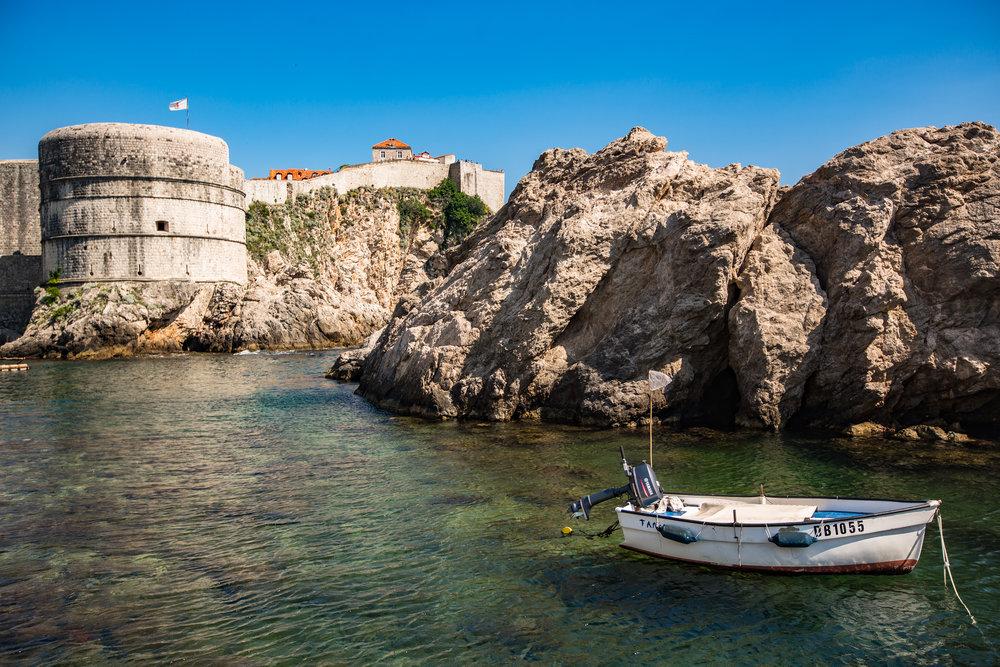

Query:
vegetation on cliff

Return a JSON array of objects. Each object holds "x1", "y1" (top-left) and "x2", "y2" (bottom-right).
[{"x1": 427, "y1": 178, "x2": 490, "y2": 247}]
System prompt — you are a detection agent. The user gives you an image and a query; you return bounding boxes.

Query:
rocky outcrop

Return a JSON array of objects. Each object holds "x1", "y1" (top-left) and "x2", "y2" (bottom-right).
[
  {"x1": 348, "y1": 123, "x2": 999, "y2": 436},
  {"x1": 728, "y1": 224, "x2": 826, "y2": 429},
  {"x1": 355, "y1": 128, "x2": 781, "y2": 424},
  {"x1": 1, "y1": 187, "x2": 447, "y2": 358},
  {"x1": 730, "y1": 122, "x2": 1000, "y2": 433}
]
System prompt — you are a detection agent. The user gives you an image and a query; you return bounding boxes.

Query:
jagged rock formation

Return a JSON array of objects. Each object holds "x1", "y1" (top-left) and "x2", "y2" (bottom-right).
[
  {"x1": 1, "y1": 187, "x2": 445, "y2": 358},
  {"x1": 349, "y1": 123, "x2": 999, "y2": 435},
  {"x1": 354, "y1": 128, "x2": 781, "y2": 424},
  {"x1": 730, "y1": 122, "x2": 1000, "y2": 433},
  {"x1": 728, "y1": 224, "x2": 826, "y2": 429}
]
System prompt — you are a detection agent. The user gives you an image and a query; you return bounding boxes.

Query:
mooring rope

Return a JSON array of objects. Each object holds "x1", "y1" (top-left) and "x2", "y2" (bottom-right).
[
  {"x1": 937, "y1": 513, "x2": 976, "y2": 626},
  {"x1": 572, "y1": 520, "x2": 620, "y2": 539}
]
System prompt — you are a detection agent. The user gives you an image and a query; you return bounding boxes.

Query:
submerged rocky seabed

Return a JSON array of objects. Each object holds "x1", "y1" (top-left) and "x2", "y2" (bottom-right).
[{"x1": 0, "y1": 353, "x2": 997, "y2": 663}]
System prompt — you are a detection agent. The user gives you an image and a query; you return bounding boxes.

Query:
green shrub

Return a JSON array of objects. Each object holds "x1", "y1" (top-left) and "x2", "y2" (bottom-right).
[
  {"x1": 50, "y1": 302, "x2": 77, "y2": 321},
  {"x1": 40, "y1": 269, "x2": 62, "y2": 305},
  {"x1": 428, "y1": 179, "x2": 490, "y2": 247},
  {"x1": 245, "y1": 201, "x2": 282, "y2": 260},
  {"x1": 397, "y1": 197, "x2": 432, "y2": 236}
]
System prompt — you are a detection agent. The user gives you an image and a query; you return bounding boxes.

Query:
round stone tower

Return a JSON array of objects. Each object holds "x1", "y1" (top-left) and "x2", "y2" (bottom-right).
[{"x1": 39, "y1": 123, "x2": 247, "y2": 285}]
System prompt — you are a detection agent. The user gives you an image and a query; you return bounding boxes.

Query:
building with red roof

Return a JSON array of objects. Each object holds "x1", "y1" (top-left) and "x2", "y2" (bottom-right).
[{"x1": 372, "y1": 138, "x2": 413, "y2": 162}]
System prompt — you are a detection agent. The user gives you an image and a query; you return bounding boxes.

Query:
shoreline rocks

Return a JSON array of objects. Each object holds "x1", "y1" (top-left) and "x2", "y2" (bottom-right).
[
  {"x1": 344, "y1": 123, "x2": 999, "y2": 438},
  {"x1": 732, "y1": 122, "x2": 999, "y2": 435},
  {"x1": 1, "y1": 187, "x2": 448, "y2": 359}
]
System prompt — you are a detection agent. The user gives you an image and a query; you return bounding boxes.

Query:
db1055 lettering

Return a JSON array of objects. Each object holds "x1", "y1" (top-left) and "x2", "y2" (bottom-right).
[{"x1": 812, "y1": 520, "x2": 864, "y2": 537}]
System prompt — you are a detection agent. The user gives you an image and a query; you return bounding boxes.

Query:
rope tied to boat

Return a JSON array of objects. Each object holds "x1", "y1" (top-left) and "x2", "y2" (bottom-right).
[
  {"x1": 564, "y1": 520, "x2": 620, "y2": 539},
  {"x1": 936, "y1": 513, "x2": 977, "y2": 626}
]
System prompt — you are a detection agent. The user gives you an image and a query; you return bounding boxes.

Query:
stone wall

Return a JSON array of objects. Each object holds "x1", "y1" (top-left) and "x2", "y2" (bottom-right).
[
  {"x1": 298, "y1": 160, "x2": 452, "y2": 197},
  {"x1": 244, "y1": 178, "x2": 292, "y2": 205},
  {"x1": 244, "y1": 158, "x2": 506, "y2": 211},
  {"x1": 39, "y1": 124, "x2": 247, "y2": 285},
  {"x1": 448, "y1": 161, "x2": 506, "y2": 213},
  {"x1": 0, "y1": 160, "x2": 42, "y2": 339}
]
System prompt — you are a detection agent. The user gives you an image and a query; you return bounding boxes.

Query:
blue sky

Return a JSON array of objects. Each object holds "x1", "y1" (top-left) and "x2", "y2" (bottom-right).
[{"x1": 1, "y1": 1, "x2": 998, "y2": 196}]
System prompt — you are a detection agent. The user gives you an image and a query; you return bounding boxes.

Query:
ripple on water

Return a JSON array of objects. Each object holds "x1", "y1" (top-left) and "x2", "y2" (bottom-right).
[{"x1": 0, "y1": 353, "x2": 998, "y2": 664}]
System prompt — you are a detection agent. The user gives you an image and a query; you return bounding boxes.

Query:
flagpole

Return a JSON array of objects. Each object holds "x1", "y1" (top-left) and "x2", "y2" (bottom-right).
[{"x1": 186, "y1": 105, "x2": 189, "y2": 129}]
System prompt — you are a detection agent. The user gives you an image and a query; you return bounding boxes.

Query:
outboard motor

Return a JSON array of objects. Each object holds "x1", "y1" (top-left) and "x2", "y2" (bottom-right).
[
  {"x1": 569, "y1": 483, "x2": 630, "y2": 520},
  {"x1": 569, "y1": 446, "x2": 664, "y2": 519},
  {"x1": 628, "y1": 460, "x2": 663, "y2": 508}
]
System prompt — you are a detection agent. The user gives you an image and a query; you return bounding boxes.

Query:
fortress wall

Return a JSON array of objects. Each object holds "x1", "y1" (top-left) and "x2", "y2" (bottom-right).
[
  {"x1": 293, "y1": 160, "x2": 452, "y2": 198},
  {"x1": 449, "y1": 161, "x2": 505, "y2": 213},
  {"x1": 243, "y1": 159, "x2": 507, "y2": 212},
  {"x1": 0, "y1": 160, "x2": 42, "y2": 338},
  {"x1": 40, "y1": 124, "x2": 247, "y2": 285},
  {"x1": 0, "y1": 161, "x2": 40, "y2": 256},
  {"x1": 43, "y1": 235, "x2": 247, "y2": 284},
  {"x1": 245, "y1": 179, "x2": 291, "y2": 205}
]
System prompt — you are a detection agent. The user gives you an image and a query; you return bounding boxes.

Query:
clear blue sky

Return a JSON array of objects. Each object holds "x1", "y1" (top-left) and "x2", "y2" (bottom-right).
[{"x1": 2, "y1": 1, "x2": 998, "y2": 197}]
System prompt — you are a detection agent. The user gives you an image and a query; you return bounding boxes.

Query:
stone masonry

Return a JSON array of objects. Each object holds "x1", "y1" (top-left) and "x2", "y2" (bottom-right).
[
  {"x1": 0, "y1": 160, "x2": 42, "y2": 340},
  {"x1": 39, "y1": 123, "x2": 247, "y2": 286},
  {"x1": 245, "y1": 159, "x2": 506, "y2": 212},
  {"x1": 1, "y1": 123, "x2": 500, "y2": 344}
]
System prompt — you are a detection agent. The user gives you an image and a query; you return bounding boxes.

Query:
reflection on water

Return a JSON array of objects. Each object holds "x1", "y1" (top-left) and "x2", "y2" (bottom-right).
[{"x1": 1, "y1": 352, "x2": 997, "y2": 663}]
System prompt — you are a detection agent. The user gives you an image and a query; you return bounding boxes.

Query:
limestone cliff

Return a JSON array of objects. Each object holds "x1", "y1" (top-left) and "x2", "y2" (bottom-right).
[
  {"x1": 0, "y1": 187, "x2": 446, "y2": 358},
  {"x1": 730, "y1": 122, "x2": 1000, "y2": 434},
  {"x1": 346, "y1": 124, "x2": 999, "y2": 436},
  {"x1": 351, "y1": 128, "x2": 781, "y2": 424}
]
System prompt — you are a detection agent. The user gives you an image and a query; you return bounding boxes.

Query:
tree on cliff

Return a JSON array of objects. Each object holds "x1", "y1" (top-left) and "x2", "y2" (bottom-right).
[{"x1": 428, "y1": 179, "x2": 490, "y2": 248}]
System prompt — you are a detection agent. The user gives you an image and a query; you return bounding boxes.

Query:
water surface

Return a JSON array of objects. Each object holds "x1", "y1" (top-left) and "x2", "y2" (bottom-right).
[{"x1": 1, "y1": 352, "x2": 997, "y2": 664}]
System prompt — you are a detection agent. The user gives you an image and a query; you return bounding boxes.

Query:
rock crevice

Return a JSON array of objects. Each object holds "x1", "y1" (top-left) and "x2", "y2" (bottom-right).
[{"x1": 350, "y1": 123, "x2": 1000, "y2": 435}]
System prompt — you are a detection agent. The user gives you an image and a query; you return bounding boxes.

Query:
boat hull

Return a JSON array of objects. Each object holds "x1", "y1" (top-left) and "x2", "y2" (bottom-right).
[{"x1": 616, "y1": 502, "x2": 937, "y2": 574}]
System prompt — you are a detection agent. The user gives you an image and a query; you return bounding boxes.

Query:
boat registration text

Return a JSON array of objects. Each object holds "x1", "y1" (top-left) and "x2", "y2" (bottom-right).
[{"x1": 812, "y1": 520, "x2": 864, "y2": 537}]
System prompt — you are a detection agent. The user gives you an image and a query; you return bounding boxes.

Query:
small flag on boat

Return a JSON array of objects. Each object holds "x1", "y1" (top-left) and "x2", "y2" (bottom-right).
[
  {"x1": 168, "y1": 98, "x2": 188, "y2": 111},
  {"x1": 648, "y1": 370, "x2": 673, "y2": 392}
]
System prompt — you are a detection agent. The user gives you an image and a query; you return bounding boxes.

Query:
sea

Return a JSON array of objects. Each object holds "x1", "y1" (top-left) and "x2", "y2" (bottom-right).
[{"x1": 1, "y1": 351, "x2": 997, "y2": 664}]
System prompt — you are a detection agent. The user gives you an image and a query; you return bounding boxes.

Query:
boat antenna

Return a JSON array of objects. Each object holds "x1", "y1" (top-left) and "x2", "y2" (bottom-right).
[{"x1": 646, "y1": 370, "x2": 674, "y2": 467}]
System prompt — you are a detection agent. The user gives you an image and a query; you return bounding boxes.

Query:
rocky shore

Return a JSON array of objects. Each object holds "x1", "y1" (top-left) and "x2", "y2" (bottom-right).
[
  {"x1": 337, "y1": 123, "x2": 999, "y2": 436},
  {"x1": 0, "y1": 187, "x2": 447, "y2": 359}
]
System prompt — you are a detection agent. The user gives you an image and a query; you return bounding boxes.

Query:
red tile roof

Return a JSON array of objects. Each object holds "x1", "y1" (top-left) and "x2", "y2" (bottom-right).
[{"x1": 372, "y1": 138, "x2": 411, "y2": 149}]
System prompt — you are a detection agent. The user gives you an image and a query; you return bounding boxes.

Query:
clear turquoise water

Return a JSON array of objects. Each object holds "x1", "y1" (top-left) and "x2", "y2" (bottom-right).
[{"x1": 1, "y1": 351, "x2": 997, "y2": 664}]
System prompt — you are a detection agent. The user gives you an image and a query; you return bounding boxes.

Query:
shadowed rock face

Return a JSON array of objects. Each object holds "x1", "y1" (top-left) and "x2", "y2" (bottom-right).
[
  {"x1": 731, "y1": 122, "x2": 1000, "y2": 432},
  {"x1": 356, "y1": 128, "x2": 781, "y2": 425}
]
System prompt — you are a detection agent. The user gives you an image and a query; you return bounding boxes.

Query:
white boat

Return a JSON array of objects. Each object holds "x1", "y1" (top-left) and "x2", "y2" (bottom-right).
[{"x1": 570, "y1": 448, "x2": 940, "y2": 574}]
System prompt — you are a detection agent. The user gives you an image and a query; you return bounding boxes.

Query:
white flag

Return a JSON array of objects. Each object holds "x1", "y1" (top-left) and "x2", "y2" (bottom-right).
[
  {"x1": 648, "y1": 370, "x2": 673, "y2": 392},
  {"x1": 169, "y1": 98, "x2": 188, "y2": 111}
]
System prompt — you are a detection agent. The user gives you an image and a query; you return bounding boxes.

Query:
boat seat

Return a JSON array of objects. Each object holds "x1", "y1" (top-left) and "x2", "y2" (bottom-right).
[{"x1": 688, "y1": 502, "x2": 817, "y2": 524}]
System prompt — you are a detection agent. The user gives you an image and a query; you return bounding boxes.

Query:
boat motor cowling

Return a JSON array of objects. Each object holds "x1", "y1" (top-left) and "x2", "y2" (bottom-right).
[{"x1": 628, "y1": 462, "x2": 663, "y2": 508}]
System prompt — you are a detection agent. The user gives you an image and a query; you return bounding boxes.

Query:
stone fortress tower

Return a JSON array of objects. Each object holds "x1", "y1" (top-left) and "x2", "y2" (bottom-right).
[
  {"x1": 39, "y1": 123, "x2": 247, "y2": 286},
  {"x1": 2, "y1": 122, "x2": 503, "y2": 343}
]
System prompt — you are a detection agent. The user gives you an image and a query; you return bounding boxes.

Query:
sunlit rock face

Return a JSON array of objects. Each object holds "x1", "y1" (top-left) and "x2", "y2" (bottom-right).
[
  {"x1": 355, "y1": 123, "x2": 999, "y2": 435},
  {"x1": 730, "y1": 122, "x2": 1000, "y2": 432},
  {"x1": 356, "y1": 128, "x2": 781, "y2": 425}
]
